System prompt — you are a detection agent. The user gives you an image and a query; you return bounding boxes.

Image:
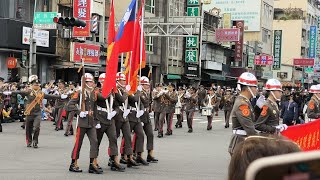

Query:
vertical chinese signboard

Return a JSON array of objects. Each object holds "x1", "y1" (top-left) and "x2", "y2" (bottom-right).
[
  {"x1": 317, "y1": 17, "x2": 320, "y2": 56},
  {"x1": 273, "y1": 30, "x2": 282, "y2": 70},
  {"x1": 309, "y1": 26, "x2": 317, "y2": 58},
  {"x1": 235, "y1": 20, "x2": 244, "y2": 62},
  {"x1": 247, "y1": 52, "x2": 255, "y2": 68},
  {"x1": 73, "y1": 0, "x2": 91, "y2": 37}
]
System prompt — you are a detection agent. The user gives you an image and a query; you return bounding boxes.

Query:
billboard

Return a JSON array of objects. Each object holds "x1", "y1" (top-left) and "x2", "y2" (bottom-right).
[
  {"x1": 293, "y1": 58, "x2": 315, "y2": 66},
  {"x1": 71, "y1": 42, "x2": 100, "y2": 64},
  {"x1": 73, "y1": 0, "x2": 91, "y2": 37},
  {"x1": 215, "y1": 28, "x2": 240, "y2": 42},
  {"x1": 203, "y1": 0, "x2": 261, "y2": 31},
  {"x1": 254, "y1": 55, "x2": 273, "y2": 65}
]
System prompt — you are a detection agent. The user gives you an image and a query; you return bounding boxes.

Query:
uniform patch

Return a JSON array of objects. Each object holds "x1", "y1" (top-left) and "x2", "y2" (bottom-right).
[
  {"x1": 261, "y1": 106, "x2": 268, "y2": 117},
  {"x1": 309, "y1": 102, "x2": 315, "y2": 110},
  {"x1": 239, "y1": 105, "x2": 250, "y2": 117}
]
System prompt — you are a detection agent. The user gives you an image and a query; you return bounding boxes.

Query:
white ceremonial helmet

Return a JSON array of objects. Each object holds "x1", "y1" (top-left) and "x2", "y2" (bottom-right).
[
  {"x1": 84, "y1": 73, "x2": 94, "y2": 82},
  {"x1": 29, "y1": 75, "x2": 39, "y2": 83},
  {"x1": 265, "y1": 79, "x2": 283, "y2": 91},
  {"x1": 116, "y1": 72, "x2": 126, "y2": 81},
  {"x1": 98, "y1": 73, "x2": 106, "y2": 83},
  {"x1": 140, "y1": 76, "x2": 150, "y2": 85},
  {"x1": 237, "y1": 72, "x2": 258, "y2": 87},
  {"x1": 309, "y1": 85, "x2": 320, "y2": 94}
]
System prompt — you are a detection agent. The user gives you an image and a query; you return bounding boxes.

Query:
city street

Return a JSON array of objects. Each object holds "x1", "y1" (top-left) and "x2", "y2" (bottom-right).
[{"x1": 0, "y1": 111, "x2": 230, "y2": 180}]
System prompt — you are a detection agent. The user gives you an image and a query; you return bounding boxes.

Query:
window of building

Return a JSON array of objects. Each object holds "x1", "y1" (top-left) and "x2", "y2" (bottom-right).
[
  {"x1": 169, "y1": 37, "x2": 183, "y2": 59},
  {"x1": 169, "y1": 0, "x2": 184, "y2": 16},
  {"x1": 146, "y1": 36, "x2": 154, "y2": 52},
  {"x1": 145, "y1": 0, "x2": 155, "y2": 14}
]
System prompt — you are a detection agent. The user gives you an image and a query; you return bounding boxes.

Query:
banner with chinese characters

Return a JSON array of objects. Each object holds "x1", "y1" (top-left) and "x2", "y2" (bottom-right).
[
  {"x1": 234, "y1": 20, "x2": 244, "y2": 62},
  {"x1": 215, "y1": 28, "x2": 240, "y2": 42},
  {"x1": 73, "y1": 0, "x2": 91, "y2": 37},
  {"x1": 71, "y1": 42, "x2": 100, "y2": 64},
  {"x1": 309, "y1": 26, "x2": 317, "y2": 58},
  {"x1": 281, "y1": 119, "x2": 320, "y2": 151},
  {"x1": 273, "y1": 30, "x2": 282, "y2": 70},
  {"x1": 317, "y1": 17, "x2": 320, "y2": 56}
]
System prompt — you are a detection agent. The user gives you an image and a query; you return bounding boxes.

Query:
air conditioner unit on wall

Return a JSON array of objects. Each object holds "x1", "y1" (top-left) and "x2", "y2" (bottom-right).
[{"x1": 277, "y1": 72, "x2": 288, "y2": 79}]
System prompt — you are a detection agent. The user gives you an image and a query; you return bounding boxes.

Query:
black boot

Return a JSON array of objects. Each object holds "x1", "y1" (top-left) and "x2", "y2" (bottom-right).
[
  {"x1": 207, "y1": 126, "x2": 212, "y2": 130},
  {"x1": 55, "y1": 127, "x2": 59, "y2": 131},
  {"x1": 136, "y1": 155, "x2": 149, "y2": 166},
  {"x1": 127, "y1": 159, "x2": 139, "y2": 168},
  {"x1": 120, "y1": 156, "x2": 127, "y2": 164},
  {"x1": 188, "y1": 128, "x2": 193, "y2": 133},
  {"x1": 21, "y1": 124, "x2": 25, "y2": 129},
  {"x1": 147, "y1": 155, "x2": 158, "y2": 163},
  {"x1": 69, "y1": 131, "x2": 74, "y2": 135},
  {"x1": 33, "y1": 142, "x2": 38, "y2": 149},
  {"x1": 0, "y1": 125, "x2": 2, "y2": 132},
  {"x1": 157, "y1": 132, "x2": 163, "y2": 138},
  {"x1": 88, "y1": 163, "x2": 102, "y2": 174},
  {"x1": 27, "y1": 142, "x2": 32, "y2": 148},
  {"x1": 175, "y1": 124, "x2": 178, "y2": 128},
  {"x1": 69, "y1": 162, "x2": 82, "y2": 173},
  {"x1": 110, "y1": 160, "x2": 126, "y2": 172}
]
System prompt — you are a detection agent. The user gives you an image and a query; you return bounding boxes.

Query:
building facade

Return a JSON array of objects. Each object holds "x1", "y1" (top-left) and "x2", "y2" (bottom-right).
[{"x1": 273, "y1": 0, "x2": 320, "y2": 87}]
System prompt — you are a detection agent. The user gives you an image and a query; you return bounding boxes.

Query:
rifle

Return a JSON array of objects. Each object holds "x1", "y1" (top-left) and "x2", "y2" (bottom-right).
[{"x1": 75, "y1": 57, "x2": 85, "y2": 132}]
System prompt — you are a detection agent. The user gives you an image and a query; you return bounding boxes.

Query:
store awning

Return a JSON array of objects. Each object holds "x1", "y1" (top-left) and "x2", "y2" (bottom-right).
[
  {"x1": 204, "y1": 72, "x2": 226, "y2": 81},
  {"x1": 167, "y1": 74, "x2": 181, "y2": 80}
]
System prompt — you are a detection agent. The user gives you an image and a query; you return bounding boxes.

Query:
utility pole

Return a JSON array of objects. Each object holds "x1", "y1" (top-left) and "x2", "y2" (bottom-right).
[
  {"x1": 29, "y1": 0, "x2": 38, "y2": 77},
  {"x1": 198, "y1": 1, "x2": 205, "y2": 85}
]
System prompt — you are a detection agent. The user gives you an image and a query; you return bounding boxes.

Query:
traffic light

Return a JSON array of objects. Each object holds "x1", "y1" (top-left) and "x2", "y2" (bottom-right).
[{"x1": 53, "y1": 17, "x2": 86, "y2": 27}]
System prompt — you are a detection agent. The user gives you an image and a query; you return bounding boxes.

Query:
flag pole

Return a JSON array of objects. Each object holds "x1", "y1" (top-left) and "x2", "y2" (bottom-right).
[{"x1": 138, "y1": 0, "x2": 145, "y2": 110}]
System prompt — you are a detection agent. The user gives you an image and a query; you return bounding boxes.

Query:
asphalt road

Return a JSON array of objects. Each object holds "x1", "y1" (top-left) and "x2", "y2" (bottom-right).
[{"x1": 0, "y1": 111, "x2": 231, "y2": 180}]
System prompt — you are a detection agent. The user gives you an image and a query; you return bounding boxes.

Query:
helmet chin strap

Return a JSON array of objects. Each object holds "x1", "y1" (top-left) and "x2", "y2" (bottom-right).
[
  {"x1": 85, "y1": 83, "x2": 94, "y2": 90},
  {"x1": 248, "y1": 86, "x2": 256, "y2": 99},
  {"x1": 270, "y1": 91, "x2": 280, "y2": 101}
]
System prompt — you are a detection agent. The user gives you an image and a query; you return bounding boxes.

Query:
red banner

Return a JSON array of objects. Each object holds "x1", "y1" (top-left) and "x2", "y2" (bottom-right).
[
  {"x1": 6, "y1": 57, "x2": 17, "y2": 69},
  {"x1": 215, "y1": 28, "x2": 240, "y2": 42},
  {"x1": 293, "y1": 58, "x2": 315, "y2": 66},
  {"x1": 73, "y1": 0, "x2": 91, "y2": 37},
  {"x1": 72, "y1": 43, "x2": 100, "y2": 64},
  {"x1": 235, "y1": 21, "x2": 244, "y2": 62},
  {"x1": 281, "y1": 120, "x2": 320, "y2": 151},
  {"x1": 254, "y1": 55, "x2": 274, "y2": 65}
]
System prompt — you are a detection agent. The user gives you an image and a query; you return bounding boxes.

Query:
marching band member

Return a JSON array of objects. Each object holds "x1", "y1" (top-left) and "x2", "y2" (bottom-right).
[
  {"x1": 152, "y1": 83, "x2": 163, "y2": 131},
  {"x1": 113, "y1": 72, "x2": 139, "y2": 167},
  {"x1": 221, "y1": 87, "x2": 235, "y2": 128},
  {"x1": 255, "y1": 79, "x2": 288, "y2": 135},
  {"x1": 69, "y1": 73, "x2": 102, "y2": 174},
  {"x1": 95, "y1": 73, "x2": 125, "y2": 172},
  {"x1": 54, "y1": 79, "x2": 68, "y2": 131},
  {"x1": 175, "y1": 86, "x2": 185, "y2": 128},
  {"x1": 64, "y1": 81, "x2": 77, "y2": 136},
  {"x1": 184, "y1": 87, "x2": 198, "y2": 133},
  {"x1": 158, "y1": 84, "x2": 178, "y2": 137},
  {"x1": 306, "y1": 85, "x2": 320, "y2": 121},
  {"x1": 203, "y1": 88, "x2": 219, "y2": 130},
  {"x1": 139, "y1": 76, "x2": 158, "y2": 162},
  {"x1": 228, "y1": 72, "x2": 259, "y2": 156}
]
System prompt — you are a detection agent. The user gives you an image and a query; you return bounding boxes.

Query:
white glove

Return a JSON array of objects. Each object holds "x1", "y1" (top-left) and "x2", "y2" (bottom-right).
[
  {"x1": 123, "y1": 109, "x2": 130, "y2": 118},
  {"x1": 3, "y1": 91, "x2": 12, "y2": 95},
  {"x1": 136, "y1": 110, "x2": 144, "y2": 118},
  {"x1": 95, "y1": 123, "x2": 101, "y2": 129},
  {"x1": 256, "y1": 95, "x2": 266, "y2": 109},
  {"x1": 276, "y1": 124, "x2": 286, "y2": 132},
  {"x1": 126, "y1": 85, "x2": 131, "y2": 92},
  {"x1": 61, "y1": 94, "x2": 68, "y2": 99},
  {"x1": 141, "y1": 122, "x2": 144, "y2": 127},
  {"x1": 282, "y1": 124, "x2": 288, "y2": 130},
  {"x1": 107, "y1": 111, "x2": 117, "y2": 120},
  {"x1": 137, "y1": 85, "x2": 143, "y2": 92},
  {"x1": 79, "y1": 111, "x2": 88, "y2": 118}
]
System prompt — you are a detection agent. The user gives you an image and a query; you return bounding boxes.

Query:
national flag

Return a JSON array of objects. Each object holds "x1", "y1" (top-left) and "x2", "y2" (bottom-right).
[
  {"x1": 116, "y1": 0, "x2": 137, "y2": 53},
  {"x1": 281, "y1": 120, "x2": 320, "y2": 151},
  {"x1": 102, "y1": 0, "x2": 117, "y2": 97},
  {"x1": 126, "y1": 3, "x2": 146, "y2": 95}
]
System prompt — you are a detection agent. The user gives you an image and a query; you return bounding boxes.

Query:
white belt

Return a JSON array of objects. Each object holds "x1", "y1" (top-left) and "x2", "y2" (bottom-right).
[
  {"x1": 97, "y1": 106, "x2": 108, "y2": 113},
  {"x1": 233, "y1": 130, "x2": 247, "y2": 136}
]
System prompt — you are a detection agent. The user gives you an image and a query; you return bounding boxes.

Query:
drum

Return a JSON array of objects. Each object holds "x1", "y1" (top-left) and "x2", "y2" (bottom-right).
[
  {"x1": 174, "y1": 106, "x2": 182, "y2": 115},
  {"x1": 201, "y1": 107, "x2": 213, "y2": 116}
]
